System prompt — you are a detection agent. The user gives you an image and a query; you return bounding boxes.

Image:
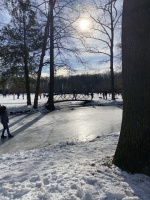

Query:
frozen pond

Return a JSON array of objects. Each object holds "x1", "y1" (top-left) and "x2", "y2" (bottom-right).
[{"x1": 0, "y1": 104, "x2": 122, "y2": 155}]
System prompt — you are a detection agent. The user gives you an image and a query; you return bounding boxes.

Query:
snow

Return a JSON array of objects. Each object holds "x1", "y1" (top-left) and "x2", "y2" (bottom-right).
[
  {"x1": 0, "y1": 94, "x2": 149, "y2": 200},
  {"x1": 0, "y1": 93, "x2": 123, "y2": 114}
]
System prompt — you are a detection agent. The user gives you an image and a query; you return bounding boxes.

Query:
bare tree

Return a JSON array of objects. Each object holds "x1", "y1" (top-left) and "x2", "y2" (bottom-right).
[
  {"x1": 44, "y1": 0, "x2": 81, "y2": 110},
  {"x1": 31, "y1": 0, "x2": 82, "y2": 109},
  {"x1": 78, "y1": 0, "x2": 122, "y2": 100},
  {"x1": 113, "y1": 0, "x2": 150, "y2": 176}
]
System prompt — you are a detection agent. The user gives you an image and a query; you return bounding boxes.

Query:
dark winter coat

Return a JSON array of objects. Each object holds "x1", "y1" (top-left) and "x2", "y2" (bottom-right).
[{"x1": 1, "y1": 111, "x2": 9, "y2": 126}]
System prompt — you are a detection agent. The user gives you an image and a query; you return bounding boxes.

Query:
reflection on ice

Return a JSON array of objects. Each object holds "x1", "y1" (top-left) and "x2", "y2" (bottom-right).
[{"x1": 0, "y1": 105, "x2": 122, "y2": 155}]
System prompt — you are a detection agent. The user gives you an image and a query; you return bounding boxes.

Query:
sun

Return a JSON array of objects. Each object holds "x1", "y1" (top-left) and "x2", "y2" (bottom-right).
[{"x1": 79, "y1": 18, "x2": 90, "y2": 32}]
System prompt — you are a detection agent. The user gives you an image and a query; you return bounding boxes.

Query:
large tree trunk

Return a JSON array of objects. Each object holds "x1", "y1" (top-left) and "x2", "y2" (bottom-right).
[{"x1": 113, "y1": 0, "x2": 150, "y2": 176}]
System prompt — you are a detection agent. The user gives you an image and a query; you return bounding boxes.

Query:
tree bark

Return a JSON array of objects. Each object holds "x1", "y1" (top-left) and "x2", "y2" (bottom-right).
[{"x1": 113, "y1": 0, "x2": 150, "y2": 175}]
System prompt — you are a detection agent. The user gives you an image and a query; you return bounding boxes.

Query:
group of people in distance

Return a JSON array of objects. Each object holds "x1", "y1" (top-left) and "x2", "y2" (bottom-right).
[
  {"x1": 73, "y1": 89, "x2": 94, "y2": 100},
  {"x1": 0, "y1": 105, "x2": 13, "y2": 139}
]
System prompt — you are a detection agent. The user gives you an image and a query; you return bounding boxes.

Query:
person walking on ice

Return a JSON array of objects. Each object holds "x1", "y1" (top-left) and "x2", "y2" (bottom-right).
[
  {"x1": 0, "y1": 106, "x2": 13, "y2": 139},
  {"x1": 73, "y1": 89, "x2": 77, "y2": 100},
  {"x1": 91, "y1": 90, "x2": 94, "y2": 100}
]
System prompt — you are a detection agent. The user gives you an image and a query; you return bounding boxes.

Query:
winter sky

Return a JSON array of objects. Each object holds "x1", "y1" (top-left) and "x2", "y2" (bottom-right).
[{"x1": 0, "y1": 0, "x2": 123, "y2": 77}]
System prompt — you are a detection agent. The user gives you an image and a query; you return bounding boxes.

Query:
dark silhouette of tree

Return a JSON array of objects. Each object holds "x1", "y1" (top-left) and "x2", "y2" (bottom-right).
[
  {"x1": 46, "y1": 0, "x2": 56, "y2": 111},
  {"x1": 0, "y1": 0, "x2": 43, "y2": 105},
  {"x1": 33, "y1": 16, "x2": 50, "y2": 109},
  {"x1": 113, "y1": 0, "x2": 150, "y2": 176}
]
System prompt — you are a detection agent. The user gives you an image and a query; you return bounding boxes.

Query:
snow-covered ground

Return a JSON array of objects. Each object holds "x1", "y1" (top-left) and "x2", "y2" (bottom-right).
[
  {"x1": 0, "y1": 93, "x2": 123, "y2": 114},
  {"x1": 0, "y1": 94, "x2": 149, "y2": 200}
]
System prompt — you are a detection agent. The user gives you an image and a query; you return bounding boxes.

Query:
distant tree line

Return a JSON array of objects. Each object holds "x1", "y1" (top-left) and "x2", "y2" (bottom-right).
[
  {"x1": 0, "y1": 71, "x2": 122, "y2": 95},
  {"x1": 54, "y1": 72, "x2": 122, "y2": 94}
]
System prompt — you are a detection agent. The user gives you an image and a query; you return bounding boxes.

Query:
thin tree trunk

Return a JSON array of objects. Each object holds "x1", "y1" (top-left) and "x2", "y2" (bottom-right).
[
  {"x1": 113, "y1": 0, "x2": 150, "y2": 175},
  {"x1": 23, "y1": 11, "x2": 31, "y2": 106},
  {"x1": 46, "y1": 0, "x2": 55, "y2": 111},
  {"x1": 33, "y1": 18, "x2": 50, "y2": 109},
  {"x1": 24, "y1": 58, "x2": 31, "y2": 105},
  {"x1": 110, "y1": 45, "x2": 115, "y2": 100},
  {"x1": 110, "y1": 1, "x2": 115, "y2": 100}
]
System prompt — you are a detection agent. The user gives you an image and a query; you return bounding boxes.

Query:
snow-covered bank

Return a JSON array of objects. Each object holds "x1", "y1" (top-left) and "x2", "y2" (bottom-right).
[{"x1": 0, "y1": 132, "x2": 149, "y2": 200}]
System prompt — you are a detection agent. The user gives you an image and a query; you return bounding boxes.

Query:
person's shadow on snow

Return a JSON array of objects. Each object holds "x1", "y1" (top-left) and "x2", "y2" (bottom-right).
[{"x1": 0, "y1": 112, "x2": 49, "y2": 147}]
